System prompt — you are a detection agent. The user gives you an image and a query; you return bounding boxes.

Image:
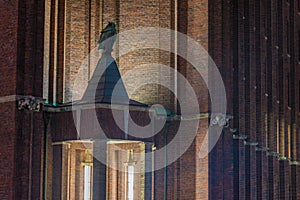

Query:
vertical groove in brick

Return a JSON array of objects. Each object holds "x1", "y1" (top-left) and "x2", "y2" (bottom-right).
[
  {"x1": 52, "y1": 145, "x2": 63, "y2": 199},
  {"x1": 259, "y1": 1, "x2": 269, "y2": 197},
  {"x1": 271, "y1": 1, "x2": 280, "y2": 198},
  {"x1": 208, "y1": 0, "x2": 224, "y2": 199},
  {"x1": 288, "y1": 6, "x2": 295, "y2": 165},
  {"x1": 232, "y1": 0, "x2": 240, "y2": 198},
  {"x1": 144, "y1": 143, "x2": 153, "y2": 200},
  {"x1": 297, "y1": 166, "x2": 300, "y2": 200},
  {"x1": 222, "y1": 0, "x2": 235, "y2": 199},
  {"x1": 296, "y1": 0, "x2": 300, "y2": 165},
  {"x1": 243, "y1": 0, "x2": 252, "y2": 199},
  {"x1": 93, "y1": 141, "x2": 107, "y2": 200},
  {"x1": 237, "y1": 0, "x2": 246, "y2": 198},
  {"x1": 284, "y1": 161, "x2": 291, "y2": 199},
  {"x1": 273, "y1": 158, "x2": 280, "y2": 199},
  {"x1": 268, "y1": 156, "x2": 274, "y2": 199},
  {"x1": 283, "y1": 0, "x2": 291, "y2": 160},
  {"x1": 265, "y1": 0, "x2": 273, "y2": 150},
  {"x1": 254, "y1": 0, "x2": 262, "y2": 198},
  {"x1": 277, "y1": 0, "x2": 285, "y2": 157},
  {"x1": 265, "y1": 0, "x2": 275, "y2": 198},
  {"x1": 48, "y1": 0, "x2": 57, "y2": 103},
  {"x1": 256, "y1": 152, "x2": 262, "y2": 199},
  {"x1": 30, "y1": 112, "x2": 44, "y2": 200},
  {"x1": 289, "y1": 0, "x2": 296, "y2": 163},
  {"x1": 56, "y1": 0, "x2": 65, "y2": 103},
  {"x1": 290, "y1": 165, "x2": 297, "y2": 200},
  {"x1": 248, "y1": 0, "x2": 257, "y2": 198},
  {"x1": 282, "y1": 3, "x2": 292, "y2": 198},
  {"x1": 279, "y1": 161, "x2": 285, "y2": 199}
]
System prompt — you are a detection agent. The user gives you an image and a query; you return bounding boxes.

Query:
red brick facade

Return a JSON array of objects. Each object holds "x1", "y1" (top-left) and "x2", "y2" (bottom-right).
[
  {"x1": 0, "y1": 0, "x2": 300, "y2": 200},
  {"x1": 209, "y1": 0, "x2": 300, "y2": 199},
  {"x1": 0, "y1": 0, "x2": 45, "y2": 199}
]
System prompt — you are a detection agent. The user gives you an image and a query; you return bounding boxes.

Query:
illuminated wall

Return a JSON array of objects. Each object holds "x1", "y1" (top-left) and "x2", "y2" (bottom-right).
[{"x1": 49, "y1": 140, "x2": 152, "y2": 200}]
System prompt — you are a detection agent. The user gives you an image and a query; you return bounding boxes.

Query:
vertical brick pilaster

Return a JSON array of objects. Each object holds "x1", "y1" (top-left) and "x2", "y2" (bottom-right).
[
  {"x1": 296, "y1": 166, "x2": 300, "y2": 200},
  {"x1": 238, "y1": 0, "x2": 246, "y2": 199},
  {"x1": 208, "y1": 0, "x2": 224, "y2": 199},
  {"x1": 259, "y1": 0, "x2": 269, "y2": 198},
  {"x1": 145, "y1": 143, "x2": 153, "y2": 200},
  {"x1": 285, "y1": 161, "x2": 291, "y2": 199},
  {"x1": 290, "y1": 165, "x2": 297, "y2": 200},
  {"x1": 52, "y1": 144, "x2": 63, "y2": 199},
  {"x1": 222, "y1": 0, "x2": 235, "y2": 198},
  {"x1": 93, "y1": 140, "x2": 107, "y2": 200}
]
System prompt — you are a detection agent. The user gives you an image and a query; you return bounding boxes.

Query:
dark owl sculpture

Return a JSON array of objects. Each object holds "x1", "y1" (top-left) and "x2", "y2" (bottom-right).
[{"x1": 98, "y1": 22, "x2": 117, "y2": 52}]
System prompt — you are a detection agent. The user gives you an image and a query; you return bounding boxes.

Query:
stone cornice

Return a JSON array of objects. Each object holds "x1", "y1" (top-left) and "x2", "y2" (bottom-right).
[
  {"x1": 17, "y1": 96, "x2": 44, "y2": 112},
  {"x1": 0, "y1": 95, "x2": 45, "y2": 112}
]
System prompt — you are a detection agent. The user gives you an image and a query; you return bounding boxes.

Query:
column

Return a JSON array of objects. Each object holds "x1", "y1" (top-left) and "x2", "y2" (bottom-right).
[
  {"x1": 144, "y1": 143, "x2": 154, "y2": 200},
  {"x1": 93, "y1": 140, "x2": 107, "y2": 200}
]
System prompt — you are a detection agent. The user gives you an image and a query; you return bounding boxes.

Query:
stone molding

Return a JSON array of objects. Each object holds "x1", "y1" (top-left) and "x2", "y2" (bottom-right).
[{"x1": 17, "y1": 95, "x2": 44, "y2": 112}]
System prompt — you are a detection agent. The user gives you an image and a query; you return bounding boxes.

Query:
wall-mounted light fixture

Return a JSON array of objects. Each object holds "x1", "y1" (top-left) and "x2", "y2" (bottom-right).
[
  {"x1": 267, "y1": 151, "x2": 281, "y2": 158},
  {"x1": 278, "y1": 156, "x2": 291, "y2": 161},
  {"x1": 255, "y1": 146, "x2": 269, "y2": 152},
  {"x1": 232, "y1": 134, "x2": 248, "y2": 140},
  {"x1": 82, "y1": 150, "x2": 93, "y2": 200},
  {"x1": 289, "y1": 161, "x2": 300, "y2": 166},
  {"x1": 244, "y1": 141, "x2": 258, "y2": 146}
]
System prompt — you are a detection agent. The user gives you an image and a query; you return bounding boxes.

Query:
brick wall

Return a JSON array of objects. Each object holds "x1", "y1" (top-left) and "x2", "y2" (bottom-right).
[
  {"x1": 107, "y1": 142, "x2": 146, "y2": 200},
  {"x1": 25, "y1": 0, "x2": 211, "y2": 199},
  {"x1": 0, "y1": 0, "x2": 46, "y2": 200},
  {"x1": 209, "y1": 0, "x2": 300, "y2": 199},
  {"x1": 44, "y1": 0, "x2": 209, "y2": 113},
  {"x1": 4, "y1": 0, "x2": 300, "y2": 200},
  {"x1": 0, "y1": 0, "x2": 18, "y2": 198}
]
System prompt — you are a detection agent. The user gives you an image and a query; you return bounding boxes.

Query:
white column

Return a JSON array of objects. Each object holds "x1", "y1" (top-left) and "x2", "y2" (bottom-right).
[
  {"x1": 127, "y1": 165, "x2": 134, "y2": 200},
  {"x1": 83, "y1": 165, "x2": 92, "y2": 200}
]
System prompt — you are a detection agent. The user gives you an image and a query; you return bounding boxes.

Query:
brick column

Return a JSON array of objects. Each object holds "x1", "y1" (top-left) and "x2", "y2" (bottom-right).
[
  {"x1": 93, "y1": 140, "x2": 107, "y2": 200},
  {"x1": 0, "y1": 0, "x2": 45, "y2": 199},
  {"x1": 144, "y1": 142, "x2": 153, "y2": 200},
  {"x1": 52, "y1": 144, "x2": 63, "y2": 199}
]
